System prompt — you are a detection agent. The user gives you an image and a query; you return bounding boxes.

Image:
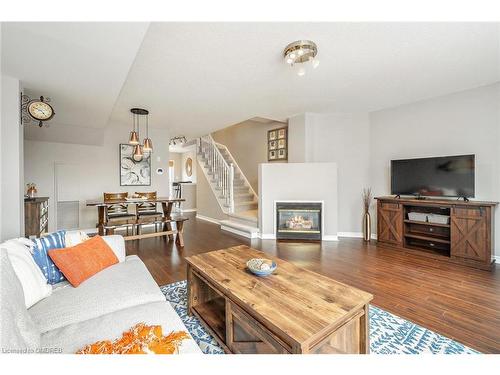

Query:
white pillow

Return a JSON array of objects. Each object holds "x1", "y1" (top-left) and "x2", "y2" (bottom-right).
[
  {"x1": 64, "y1": 230, "x2": 90, "y2": 247},
  {"x1": 0, "y1": 238, "x2": 52, "y2": 308}
]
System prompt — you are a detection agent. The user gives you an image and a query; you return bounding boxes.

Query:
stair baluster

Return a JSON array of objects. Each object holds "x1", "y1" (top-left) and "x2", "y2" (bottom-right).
[{"x1": 197, "y1": 134, "x2": 235, "y2": 214}]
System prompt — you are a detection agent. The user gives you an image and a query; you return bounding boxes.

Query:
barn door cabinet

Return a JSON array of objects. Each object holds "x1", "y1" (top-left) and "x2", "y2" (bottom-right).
[
  {"x1": 375, "y1": 197, "x2": 497, "y2": 270},
  {"x1": 377, "y1": 200, "x2": 403, "y2": 246},
  {"x1": 450, "y1": 206, "x2": 491, "y2": 264}
]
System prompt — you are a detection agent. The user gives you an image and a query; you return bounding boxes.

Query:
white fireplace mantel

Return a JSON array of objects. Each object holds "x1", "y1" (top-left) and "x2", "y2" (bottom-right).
[{"x1": 258, "y1": 162, "x2": 338, "y2": 241}]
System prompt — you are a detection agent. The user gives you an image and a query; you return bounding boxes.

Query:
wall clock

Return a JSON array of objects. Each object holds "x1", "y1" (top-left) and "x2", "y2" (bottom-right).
[{"x1": 25, "y1": 96, "x2": 55, "y2": 127}]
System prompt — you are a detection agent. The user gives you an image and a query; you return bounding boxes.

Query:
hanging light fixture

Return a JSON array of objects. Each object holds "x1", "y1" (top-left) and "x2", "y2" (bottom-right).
[
  {"x1": 283, "y1": 40, "x2": 319, "y2": 76},
  {"x1": 129, "y1": 108, "x2": 151, "y2": 161},
  {"x1": 143, "y1": 114, "x2": 153, "y2": 152}
]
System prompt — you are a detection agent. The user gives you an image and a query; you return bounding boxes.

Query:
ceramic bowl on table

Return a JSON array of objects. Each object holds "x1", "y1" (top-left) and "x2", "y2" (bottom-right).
[{"x1": 246, "y1": 258, "x2": 277, "y2": 277}]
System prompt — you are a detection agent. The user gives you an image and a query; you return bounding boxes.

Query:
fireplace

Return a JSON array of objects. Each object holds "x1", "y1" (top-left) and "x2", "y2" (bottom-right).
[{"x1": 276, "y1": 202, "x2": 322, "y2": 241}]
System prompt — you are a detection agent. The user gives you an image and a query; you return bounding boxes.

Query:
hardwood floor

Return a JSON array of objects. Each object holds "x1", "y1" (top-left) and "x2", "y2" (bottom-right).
[{"x1": 125, "y1": 213, "x2": 500, "y2": 353}]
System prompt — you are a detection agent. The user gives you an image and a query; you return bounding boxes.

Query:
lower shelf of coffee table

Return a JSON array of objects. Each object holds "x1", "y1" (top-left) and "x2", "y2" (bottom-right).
[{"x1": 191, "y1": 297, "x2": 226, "y2": 343}]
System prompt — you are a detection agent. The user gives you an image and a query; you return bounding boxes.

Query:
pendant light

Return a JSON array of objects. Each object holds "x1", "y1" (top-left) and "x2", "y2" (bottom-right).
[
  {"x1": 132, "y1": 110, "x2": 143, "y2": 161},
  {"x1": 143, "y1": 114, "x2": 153, "y2": 152},
  {"x1": 129, "y1": 112, "x2": 139, "y2": 145},
  {"x1": 128, "y1": 108, "x2": 152, "y2": 161},
  {"x1": 133, "y1": 143, "x2": 143, "y2": 161}
]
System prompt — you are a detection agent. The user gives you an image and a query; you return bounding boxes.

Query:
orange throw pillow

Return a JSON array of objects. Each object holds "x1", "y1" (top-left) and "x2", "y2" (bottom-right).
[{"x1": 48, "y1": 235, "x2": 118, "y2": 287}]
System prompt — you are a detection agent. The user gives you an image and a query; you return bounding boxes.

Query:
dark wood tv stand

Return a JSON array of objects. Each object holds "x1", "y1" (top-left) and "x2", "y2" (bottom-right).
[{"x1": 375, "y1": 196, "x2": 497, "y2": 270}]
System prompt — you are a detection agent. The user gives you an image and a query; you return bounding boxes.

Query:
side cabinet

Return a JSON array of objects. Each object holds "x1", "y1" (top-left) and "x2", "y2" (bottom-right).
[
  {"x1": 24, "y1": 197, "x2": 49, "y2": 238},
  {"x1": 450, "y1": 206, "x2": 491, "y2": 264},
  {"x1": 377, "y1": 200, "x2": 403, "y2": 246}
]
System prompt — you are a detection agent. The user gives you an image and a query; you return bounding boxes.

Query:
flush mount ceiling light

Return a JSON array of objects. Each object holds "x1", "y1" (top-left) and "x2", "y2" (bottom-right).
[{"x1": 283, "y1": 40, "x2": 319, "y2": 76}]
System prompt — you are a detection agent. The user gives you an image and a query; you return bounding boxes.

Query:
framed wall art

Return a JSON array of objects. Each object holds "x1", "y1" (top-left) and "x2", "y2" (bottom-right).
[
  {"x1": 120, "y1": 144, "x2": 151, "y2": 186},
  {"x1": 267, "y1": 126, "x2": 288, "y2": 162}
]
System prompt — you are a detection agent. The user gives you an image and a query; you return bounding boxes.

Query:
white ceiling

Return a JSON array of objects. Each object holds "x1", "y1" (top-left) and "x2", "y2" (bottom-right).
[
  {"x1": 2, "y1": 22, "x2": 499, "y2": 143},
  {"x1": 1, "y1": 22, "x2": 149, "y2": 142}
]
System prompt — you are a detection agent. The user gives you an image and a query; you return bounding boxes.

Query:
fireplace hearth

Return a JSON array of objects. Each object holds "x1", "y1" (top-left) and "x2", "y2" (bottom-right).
[{"x1": 276, "y1": 202, "x2": 322, "y2": 241}]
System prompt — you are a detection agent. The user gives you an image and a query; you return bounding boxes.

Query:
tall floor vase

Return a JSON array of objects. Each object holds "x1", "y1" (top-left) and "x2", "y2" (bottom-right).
[{"x1": 363, "y1": 212, "x2": 371, "y2": 241}]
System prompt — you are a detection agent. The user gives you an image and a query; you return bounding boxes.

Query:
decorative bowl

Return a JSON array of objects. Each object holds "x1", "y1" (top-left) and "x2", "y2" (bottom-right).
[{"x1": 246, "y1": 258, "x2": 277, "y2": 277}]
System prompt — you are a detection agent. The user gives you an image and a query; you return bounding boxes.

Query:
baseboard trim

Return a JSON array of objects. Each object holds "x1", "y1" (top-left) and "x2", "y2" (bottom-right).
[
  {"x1": 338, "y1": 232, "x2": 377, "y2": 240},
  {"x1": 180, "y1": 208, "x2": 197, "y2": 213},
  {"x1": 322, "y1": 235, "x2": 339, "y2": 241},
  {"x1": 195, "y1": 214, "x2": 221, "y2": 225},
  {"x1": 338, "y1": 232, "x2": 363, "y2": 238},
  {"x1": 220, "y1": 225, "x2": 259, "y2": 239}
]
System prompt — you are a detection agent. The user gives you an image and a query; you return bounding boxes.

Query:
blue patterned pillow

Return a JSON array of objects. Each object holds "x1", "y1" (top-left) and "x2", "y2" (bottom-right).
[{"x1": 31, "y1": 230, "x2": 66, "y2": 284}]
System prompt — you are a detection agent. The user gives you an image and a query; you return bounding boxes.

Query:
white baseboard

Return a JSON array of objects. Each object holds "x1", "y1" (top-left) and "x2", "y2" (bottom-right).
[
  {"x1": 220, "y1": 225, "x2": 259, "y2": 239},
  {"x1": 338, "y1": 232, "x2": 363, "y2": 238},
  {"x1": 494, "y1": 254, "x2": 500, "y2": 262},
  {"x1": 195, "y1": 214, "x2": 221, "y2": 225},
  {"x1": 322, "y1": 235, "x2": 339, "y2": 241},
  {"x1": 338, "y1": 232, "x2": 377, "y2": 240},
  {"x1": 180, "y1": 208, "x2": 197, "y2": 213}
]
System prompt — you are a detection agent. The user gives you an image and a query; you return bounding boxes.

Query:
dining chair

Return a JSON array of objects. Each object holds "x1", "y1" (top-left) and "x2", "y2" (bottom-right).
[
  {"x1": 135, "y1": 191, "x2": 162, "y2": 217},
  {"x1": 135, "y1": 191, "x2": 163, "y2": 232},
  {"x1": 103, "y1": 192, "x2": 136, "y2": 221}
]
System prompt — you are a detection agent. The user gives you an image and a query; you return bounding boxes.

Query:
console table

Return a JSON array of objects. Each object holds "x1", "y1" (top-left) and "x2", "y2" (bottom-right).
[
  {"x1": 375, "y1": 196, "x2": 498, "y2": 270},
  {"x1": 186, "y1": 245, "x2": 373, "y2": 354}
]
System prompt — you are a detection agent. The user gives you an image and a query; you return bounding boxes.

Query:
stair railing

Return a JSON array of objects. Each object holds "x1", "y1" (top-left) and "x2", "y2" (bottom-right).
[
  {"x1": 197, "y1": 135, "x2": 235, "y2": 213},
  {"x1": 214, "y1": 141, "x2": 258, "y2": 199}
]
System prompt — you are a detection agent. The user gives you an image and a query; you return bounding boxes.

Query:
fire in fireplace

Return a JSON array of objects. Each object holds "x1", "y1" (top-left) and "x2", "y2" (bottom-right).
[{"x1": 276, "y1": 202, "x2": 322, "y2": 240}]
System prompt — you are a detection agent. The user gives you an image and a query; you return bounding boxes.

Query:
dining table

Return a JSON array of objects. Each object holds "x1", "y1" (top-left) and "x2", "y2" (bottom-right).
[{"x1": 86, "y1": 197, "x2": 185, "y2": 236}]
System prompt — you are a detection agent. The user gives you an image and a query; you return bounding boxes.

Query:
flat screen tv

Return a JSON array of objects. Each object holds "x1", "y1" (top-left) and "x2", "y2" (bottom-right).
[{"x1": 391, "y1": 155, "x2": 475, "y2": 198}]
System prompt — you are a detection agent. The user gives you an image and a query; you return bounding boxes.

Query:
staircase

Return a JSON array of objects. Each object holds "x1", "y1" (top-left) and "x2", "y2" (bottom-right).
[{"x1": 197, "y1": 135, "x2": 259, "y2": 238}]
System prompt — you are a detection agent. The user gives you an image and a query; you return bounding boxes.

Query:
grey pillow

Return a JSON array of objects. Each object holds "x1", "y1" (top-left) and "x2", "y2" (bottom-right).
[{"x1": 0, "y1": 250, "x2": 41, "y2": 353}]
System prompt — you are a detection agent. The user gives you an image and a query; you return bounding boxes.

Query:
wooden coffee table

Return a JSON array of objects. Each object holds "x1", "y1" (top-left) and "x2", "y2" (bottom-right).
[{"x1": 186, "y1": 245, "x2": 373, "y2": 354}]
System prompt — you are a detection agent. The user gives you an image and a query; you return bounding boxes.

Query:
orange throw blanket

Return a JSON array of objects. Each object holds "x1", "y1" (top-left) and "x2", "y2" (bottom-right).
[{"x1": 76, "y1": 323, "x2": 189, "y2": 354}]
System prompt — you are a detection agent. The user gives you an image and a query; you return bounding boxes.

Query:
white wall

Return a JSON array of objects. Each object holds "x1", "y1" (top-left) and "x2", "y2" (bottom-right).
[
  {"x1": 1, "y1": 75, "x2": 24, "y2": 240},
  {"x1": 287, "y1": 113, "x2": 371, "y2": 235},
  {"x1": 169, "y1": 152, "x2": 182, "y2": 181},
  {"x1": 370, "y1": 83, "x2": 500, "y2": 255},
  {"x1": 0, "y1": 27, "x2": 2, "y2": 239},
  {"x1": 24, "y1": 126, "x2": 170, "y2": 231},
  {"x1": 259, "y1": 162, "x2": 338, "y2": 240},
  {"x1": 287, "y1": 114, "x2": 307, "y2": 163},
  {"x1": 305, "y1": 113, "x2": 371, "y2": 235}
]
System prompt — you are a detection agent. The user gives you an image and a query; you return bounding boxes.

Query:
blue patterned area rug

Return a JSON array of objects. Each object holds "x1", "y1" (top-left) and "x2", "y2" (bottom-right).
[{"x1": 160, "y1": 281, "x2": 479, "y2": 354}]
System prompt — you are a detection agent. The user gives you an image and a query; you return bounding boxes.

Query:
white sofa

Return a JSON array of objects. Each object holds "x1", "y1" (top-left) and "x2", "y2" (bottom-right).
[{"x1": 0, "y1": 235, "x2": 201, "y2": 354}]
